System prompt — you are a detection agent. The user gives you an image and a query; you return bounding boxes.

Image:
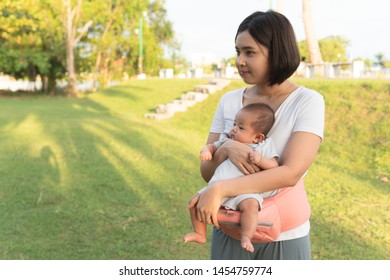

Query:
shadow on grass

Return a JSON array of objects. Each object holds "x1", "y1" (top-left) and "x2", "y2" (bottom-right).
[
  {"x1": 99, "y1": 84, "x2": 147, "y2": 100},
  {"x1": 0, "y1": 90, "x2": 206, "y2": 259}
]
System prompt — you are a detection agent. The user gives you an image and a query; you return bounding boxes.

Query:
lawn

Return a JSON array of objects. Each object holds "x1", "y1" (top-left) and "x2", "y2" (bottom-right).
[{"x1": 0, "y1": 78, "x2": 389, "y2": 260}]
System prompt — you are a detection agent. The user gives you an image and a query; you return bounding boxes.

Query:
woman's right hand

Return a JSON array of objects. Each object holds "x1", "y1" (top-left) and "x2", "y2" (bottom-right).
[
  {"x1": 221, "y1": 139, "x2": 260, "y2": 174},
  {"x1": 190, "y1": 182, "x2": 223, "y2": 229}
]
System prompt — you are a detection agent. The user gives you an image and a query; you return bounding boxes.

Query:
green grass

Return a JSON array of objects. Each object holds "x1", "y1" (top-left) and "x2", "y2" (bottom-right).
[{"x1": 0, "y1": 78, "x2": 389, "y2": 260}]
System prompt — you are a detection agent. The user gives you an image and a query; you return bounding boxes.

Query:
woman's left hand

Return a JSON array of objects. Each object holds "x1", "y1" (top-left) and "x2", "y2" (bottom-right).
[{"x1": 192, "y1": 182, "x2": 223, "y2": 228}]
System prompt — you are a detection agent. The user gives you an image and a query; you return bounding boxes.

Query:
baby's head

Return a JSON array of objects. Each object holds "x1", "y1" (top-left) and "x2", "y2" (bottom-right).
[
  {"x1": 230, "y1": 103, "x2": 275, "y2": 144},
  {"x1": 243, "y1": 103, "x2": 275, "y2": 135}
]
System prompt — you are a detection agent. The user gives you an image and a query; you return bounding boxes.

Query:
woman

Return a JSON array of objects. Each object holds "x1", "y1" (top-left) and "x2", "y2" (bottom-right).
[{"x1": 189, "y1": 10, "x2": 325, "y2": 259}]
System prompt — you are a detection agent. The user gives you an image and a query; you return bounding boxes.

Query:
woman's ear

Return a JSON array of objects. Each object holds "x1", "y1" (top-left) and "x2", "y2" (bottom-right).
[{"x1": 253, "y1": 133, "x2": 265, "y2": 143}]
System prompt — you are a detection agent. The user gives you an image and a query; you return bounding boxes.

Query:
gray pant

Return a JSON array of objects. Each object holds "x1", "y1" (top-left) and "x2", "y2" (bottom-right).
[{"x1": 210, "y1": 227, "x2": 311, "y2": 260}]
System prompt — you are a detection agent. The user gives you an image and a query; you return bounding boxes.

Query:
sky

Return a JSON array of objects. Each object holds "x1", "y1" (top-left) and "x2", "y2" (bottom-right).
[{"x1": 164, "y1": 0, "x2": 390, "y2": 62}]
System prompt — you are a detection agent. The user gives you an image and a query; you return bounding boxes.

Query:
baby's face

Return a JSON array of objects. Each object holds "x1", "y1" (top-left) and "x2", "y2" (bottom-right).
[{"x1": 229, "y1": 110, "x2": 258, "y2": 143}]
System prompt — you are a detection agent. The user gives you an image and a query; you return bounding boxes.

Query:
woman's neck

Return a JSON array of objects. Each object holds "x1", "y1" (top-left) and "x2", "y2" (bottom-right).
[
  {"x1": 254, "y1": 80, "x2": 297, "y2": 98},
  {"x1": 243, "y1": 80, "x2": 298, "y2": 112}
]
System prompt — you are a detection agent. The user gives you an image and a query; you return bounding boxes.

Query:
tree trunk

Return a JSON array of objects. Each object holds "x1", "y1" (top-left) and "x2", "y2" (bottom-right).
[
  {"x1": 64, "y1": 0, "x2": 92, "y2": 97},
  {"x1": 26, "y1": 62, "x2": 38, "y2": 92},
  {"x1": 64, "y1": 0, "x2": 77, "y2": 96},
  {"x1": 103, "y1": 56, "x2": 111, "y2": 88},
  {"x1": 40, "y1": 74, "x2": 47, "y2": 94},
  {"x1": 66, "y1": 34, "x2": 77, "y2": 96},
  {"x1": 47, "y1": 72, "x2": 57, "y2": 96},
  {"x1": 302, "y1": 0, "x2": 323, "y2": 65},
  {"x1": 93, "y1": 16, "x2": 114, "y2": 91}
]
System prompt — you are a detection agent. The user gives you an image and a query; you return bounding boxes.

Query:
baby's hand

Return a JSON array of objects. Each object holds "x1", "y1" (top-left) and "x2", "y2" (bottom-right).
[
  {"x1": 249, "y1": 150, "x2": 261, "y2": 166},
  {"x1": 199, "y1": 149, "x2": 212, "y2": 161}
]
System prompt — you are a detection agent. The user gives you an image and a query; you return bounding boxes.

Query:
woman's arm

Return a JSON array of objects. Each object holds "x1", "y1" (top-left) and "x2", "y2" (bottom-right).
[
  {"x1": 199, "y1": 133, "x2": 222, "y2": 182},
  {"x1": 196, "y1": 131, "x2": 322, "y2": 227}
]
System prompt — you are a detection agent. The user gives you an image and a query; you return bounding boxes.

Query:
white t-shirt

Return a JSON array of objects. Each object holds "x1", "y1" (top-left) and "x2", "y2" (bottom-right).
[
  {"x1": 209, "y1": 86, "x2": 325, "y2": 241},
  {"x1": 210, "y1": 138, "x2": 279, "y2": 186}
]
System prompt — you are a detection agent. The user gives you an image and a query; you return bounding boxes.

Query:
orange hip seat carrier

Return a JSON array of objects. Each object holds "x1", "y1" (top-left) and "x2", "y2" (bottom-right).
[{"x1": 217, "y1": 179, "x2": 311, "y2": 243}]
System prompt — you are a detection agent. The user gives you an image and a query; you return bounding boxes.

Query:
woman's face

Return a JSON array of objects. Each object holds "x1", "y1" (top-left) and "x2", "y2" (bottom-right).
[{"x1": 235, "y1": 30, "x2": 269, "y2": 85}]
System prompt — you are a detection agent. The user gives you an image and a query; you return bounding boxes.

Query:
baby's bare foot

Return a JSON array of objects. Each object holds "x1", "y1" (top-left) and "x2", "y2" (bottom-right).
[
  {"x1": 184, "y1": 232, "x2": 206, "y2": 244},
  {"x1": 241, "y1": 236, "x2": 254, "y2": 252}
]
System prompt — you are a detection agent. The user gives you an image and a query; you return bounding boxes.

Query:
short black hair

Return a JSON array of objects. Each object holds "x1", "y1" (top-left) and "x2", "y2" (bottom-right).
[
  {"x1": 235, "y1": 10, "x2": 300, "y2": 86},
  {"x1": 241, "y1": 103, "x2": 275, "y2": 135}
]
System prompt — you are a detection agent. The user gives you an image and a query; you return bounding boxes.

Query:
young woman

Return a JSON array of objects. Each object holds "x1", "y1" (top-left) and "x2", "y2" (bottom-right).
[
  {"x1": 185, "y1": 103, "x2": 279, "y2": 253},
  {"x1": 189, "y1": 10, "x2": 325, "y2": 259}
]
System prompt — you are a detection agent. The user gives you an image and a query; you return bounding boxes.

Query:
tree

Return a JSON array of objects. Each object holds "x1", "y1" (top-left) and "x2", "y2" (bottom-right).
[
  {"x1": 319, "y1": 36, "x2": 349, "y2": 62},
  {"x1": 38, "y1": 0, "x2": 67, "y2": 95},
  {"x1": 83, "y1": 0, "x2": 149, "y2": 88},
  {"x1": 0, "y1": 1, "x2": 48, "y2": 90},
  {"x1": 302, "y1": 0, "x2": 323, "y2": 64},
  {"x1": 78, "y1": 0, "x2": 175, "y2": 87},
  {"x1": 63, "y1": 0, "x2": 92, "y2": 96},
  {"x1": 0, "y1": 0, "x2": 175, "y2": 95},
  {"x1": 0, "y1": 0, "x2": 67, "y2": 95},
  {"x1": 147, "y1": 0, "x2": 176, "y2": 71},
  {"x1": 375, "y1": 53, "x2": 385, "y2": 67},
  {"x1": 298, "y1": 36, "x2": 349, "y2": 63}
]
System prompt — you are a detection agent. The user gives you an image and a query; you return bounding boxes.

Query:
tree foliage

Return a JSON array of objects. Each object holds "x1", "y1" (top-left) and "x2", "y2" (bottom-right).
[
  {"x1": 375, "y1": 53, "x2": 385, "y2": 67},
  {"x1": 299, "y1": 36, "x2": 350, "y2": 63},
  {"x1": 0, "y1": 0, "x2": 175, "y2": 95},
  {"x1": 0, "y1": 1, "x2": 46, "y2": 79},
  {"x1": 0, "y1": 0, "x2": 66, "y2": 94}
]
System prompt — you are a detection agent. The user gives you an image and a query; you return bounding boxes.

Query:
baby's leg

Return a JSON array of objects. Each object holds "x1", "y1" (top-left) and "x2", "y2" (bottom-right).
[
  {"x1": 238, "y1": 198, "x2": 260, "y2": 252},
  {"x1": 184, "y1": 204, "x2": 207, "y2": 244}
]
